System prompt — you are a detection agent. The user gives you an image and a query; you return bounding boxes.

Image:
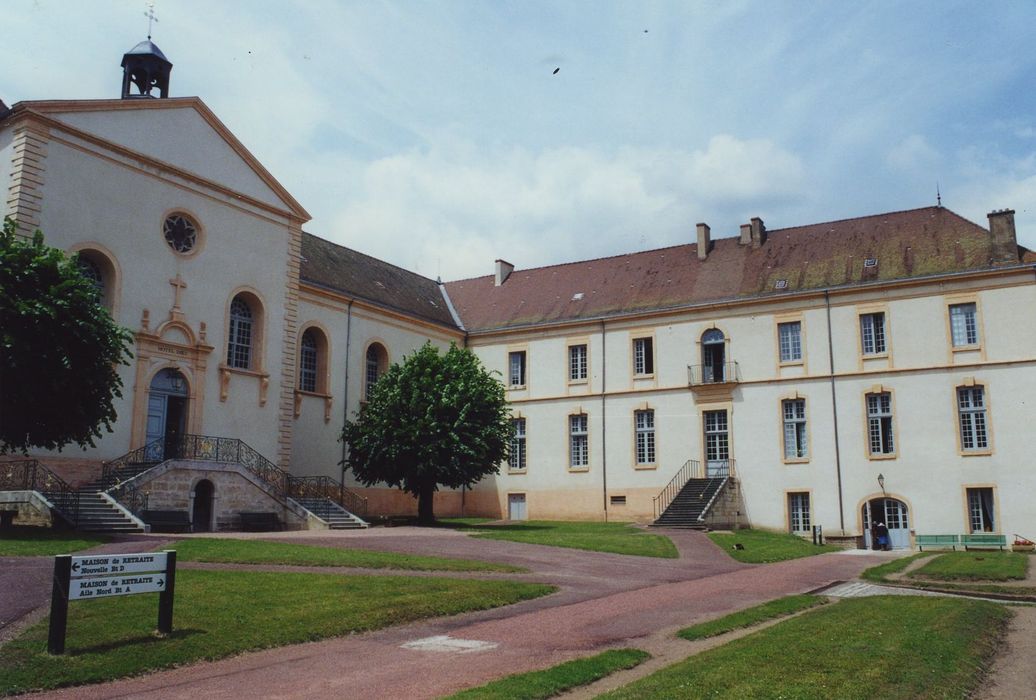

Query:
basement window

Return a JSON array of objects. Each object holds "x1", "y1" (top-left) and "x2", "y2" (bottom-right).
[
  {"x1": 610, "y1": 495, "x2": 627, "y2": 506},
  {"x1": 775, "y1": 279, "x2": 788, "y2": 290}
]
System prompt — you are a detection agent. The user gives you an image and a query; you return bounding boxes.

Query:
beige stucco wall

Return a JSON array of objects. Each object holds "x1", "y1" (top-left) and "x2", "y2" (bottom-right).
[
  {"x1": 292, "y1": 290, "x2": 463, "y2": 482},
  {"x1": 467, "y1": 270, "x2": 1036, "y2": 536}
]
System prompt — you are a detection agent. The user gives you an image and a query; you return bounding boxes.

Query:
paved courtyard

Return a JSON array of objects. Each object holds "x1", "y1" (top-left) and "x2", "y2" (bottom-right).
[{"x1": 6, "y1": 527, "x2": 895, "y2": 699}]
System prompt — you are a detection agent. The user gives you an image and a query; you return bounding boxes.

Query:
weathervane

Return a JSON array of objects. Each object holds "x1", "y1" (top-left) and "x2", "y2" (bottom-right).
[{"x1": 145, "y1": 2, "x2": 158, "y2": 40}]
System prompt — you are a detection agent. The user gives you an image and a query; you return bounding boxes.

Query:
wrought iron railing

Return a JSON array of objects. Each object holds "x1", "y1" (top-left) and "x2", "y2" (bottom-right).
[
  {"x1": 101, "y1": 438, "x2": 164, "y2": 484},
  {"x1": 0, "y1": 458, "x2": 79, "y2": 525},
  {"x1": 704, "y1": 458, "x2": 736, "y2": 478},
  {"x1": 288, "y1": 475, "x2": 368, "y2": 516},
  {"x1": 688, "y1": 361, "x2": 741, "y2": 386},
  {"x1": 652, "y1": 459, "x2": 700, "y2": 520}
]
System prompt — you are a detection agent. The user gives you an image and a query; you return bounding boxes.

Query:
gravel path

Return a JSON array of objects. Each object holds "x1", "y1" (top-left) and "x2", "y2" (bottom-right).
[{"x1": 9, "y1": 530, "x2": 888, "y2": 699}]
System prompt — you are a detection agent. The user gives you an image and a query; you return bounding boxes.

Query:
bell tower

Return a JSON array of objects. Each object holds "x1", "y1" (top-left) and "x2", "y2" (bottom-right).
[{"x1": 120, "y1": 39, "x2": 173, "y2": 99}]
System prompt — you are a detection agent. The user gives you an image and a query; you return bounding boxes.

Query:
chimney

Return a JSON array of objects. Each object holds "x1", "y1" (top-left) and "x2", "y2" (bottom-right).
[
  {"x1": 750, "y1": 217, "x2": 766, "y2": 249},
  {"x1": 696, "y1": 223, "x2": 711, "y2": 260},
  {"x1": 739, "y1": 223, "x2": 752, "y2": 246},
  {"x1": 987, "y1": 209, "x2": 1018, "y2": 264},
  {"x1": 495, "y1": 259, "x2": 514, "y2": 286}
]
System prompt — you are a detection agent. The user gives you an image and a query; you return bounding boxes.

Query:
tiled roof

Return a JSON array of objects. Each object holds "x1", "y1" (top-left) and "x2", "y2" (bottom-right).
[
  {"x1": 444, "y1": 207, "x2": 1023, "y2": 332},
  {"x1": 300, "y1": 233, "x2": 458, "y2": 328}
]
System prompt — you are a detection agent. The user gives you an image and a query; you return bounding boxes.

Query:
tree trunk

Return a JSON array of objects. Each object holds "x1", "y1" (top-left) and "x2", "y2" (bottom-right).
[{"x1": 417, "y1": 482, "x2": 436, "y2": 525}]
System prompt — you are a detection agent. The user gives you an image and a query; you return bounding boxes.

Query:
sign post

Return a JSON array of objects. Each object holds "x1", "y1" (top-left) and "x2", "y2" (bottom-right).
[{"x1": 47, "y1": 550, "x2": 176, "y2": 655}]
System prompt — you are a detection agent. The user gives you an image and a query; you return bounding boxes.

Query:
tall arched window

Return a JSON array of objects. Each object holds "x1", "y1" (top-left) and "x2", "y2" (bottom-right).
[
  {"x1": 71, "y1": 247, "x2": 119, "y2": 313},
  {"x1": 77, "y1": 257, "x2": 104, "y2": 297},
  {"x1": 227, "y1": 296, "x2": 254, "y2": 369},
  {"x1": 299, "y1": 330, "x2": 318, "y2": 392},
  {"x1": 701, "y1": 329, "x2": 726, "y2": 383},
  {"x1": 365, "y1": 343, "x2": 388, "y2": 400}
]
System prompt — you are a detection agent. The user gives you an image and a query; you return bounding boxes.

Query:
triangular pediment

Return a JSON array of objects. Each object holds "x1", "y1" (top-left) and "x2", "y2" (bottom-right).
[{"x1": 17, "y1": 98, "x2": 308, "y2": 220}]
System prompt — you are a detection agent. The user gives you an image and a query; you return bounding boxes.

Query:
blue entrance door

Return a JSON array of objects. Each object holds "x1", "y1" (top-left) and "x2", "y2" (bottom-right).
[{"x1": 145, "y1": 369, "x2": 188, "y2": 460}]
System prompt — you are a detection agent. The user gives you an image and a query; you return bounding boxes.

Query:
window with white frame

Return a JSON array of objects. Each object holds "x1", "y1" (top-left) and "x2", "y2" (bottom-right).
[
  {"x1": 782, "y1": 399, "x2": 808, "y2": 459},
  {"x1": 949, "y1": 303, "x2": 979, "y2": 347},
  {"x1": 227, "y1": 296, "x2": 253, "y2": 369},
  {"x1": 635, "y1": 409, "x2": 655, "y2": 464},
  {"x1": 365, "y1": 343, "x2": 387, "y2": 401},
  {"x1": 703, "y1": 410, "x2": 730, "y2": 473},
  {"x1": 508, "y1": 351, "x2": 527, "y2": 387},
  {"x1": 633, "y1": 337, "x2": 654, "y2": 375},
  {"x1": 860, "y1": 312, "x2": 887, "y2": 355},
  {"x1": 866, "y1": 392, "x2": 895, "y2": 455},
  {"x1": 778, "y1": 321, "x2": 802, "y2": 363},
  {"x1": 299, "y1": 330, "x2": 318, "y2": 392},
  {"x1": 957, "y1": 386, "x2": 989, "y2": 451},
  {"x1": 509, "y1": 418, "x2": 527, "y2": 471},
  {"x1": 967, "y1": 487, "x2": 995, "y2": 533},
  {"x1": 788, "y1": 492, "x2": 811, "y2": 533},
  {"x1": 569, "y1": 414, "x2": 588, "y2": 467},
  {"x1": 569, "y1": 344, "x2": 588, "y2": 381}
]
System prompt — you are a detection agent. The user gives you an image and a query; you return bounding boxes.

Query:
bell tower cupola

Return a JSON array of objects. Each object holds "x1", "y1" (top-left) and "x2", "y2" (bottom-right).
[{"x1": 121, "y1": 39, "x2": 173, "y2": 99}]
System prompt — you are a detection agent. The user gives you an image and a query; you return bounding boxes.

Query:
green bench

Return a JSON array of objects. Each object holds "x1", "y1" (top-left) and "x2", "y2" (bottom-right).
[
  {"x1": 916, "y1": 534, "x2": 960, "y2": 551},
  {"x1": 960, "y1": 534, "x2": 1006, "y2": 551},
  {"x1": 916, "y1": 534, "x2": 1006, "y2": 551}
]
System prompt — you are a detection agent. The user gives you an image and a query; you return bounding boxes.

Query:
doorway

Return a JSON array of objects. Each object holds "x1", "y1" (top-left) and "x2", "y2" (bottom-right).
[
  {"x1": 508, "y1": 493, "x2": 527, "y2": 521},
  {"x1": 192, "y1": 479, "x2": 214, "y2": 532},
  {"x1": 703, "y1": 409, "x2": 730, "y2": 476},
  {"x1": 145, "y1": 368, "x2": 189, "y2": 460},
  {"x1": 862, "y1": 497, "x2": 910, "y2": 549},
  {"x1": 702, "y1": 329, "x2": 726, "y2": 383}
]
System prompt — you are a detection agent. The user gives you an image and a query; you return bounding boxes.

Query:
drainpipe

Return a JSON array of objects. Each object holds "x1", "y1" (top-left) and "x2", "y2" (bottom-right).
[
  {"x1": 600, "y1": 320, "x2": 608, "y2": 522},
  {"x1": 825, "y1": 290, "x2": 846, "y2": 534},
  {"x1": 339, "y1": 300, "x2": 354, "y2": 485}
]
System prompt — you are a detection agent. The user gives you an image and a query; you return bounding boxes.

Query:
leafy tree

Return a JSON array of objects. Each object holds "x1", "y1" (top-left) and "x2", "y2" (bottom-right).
[
  {"x1": 342, "y1": 342, "x2": 512, "y2": 524},
  {"x1": 0, "y1": 218, "x2": 133, "y2": 453}
]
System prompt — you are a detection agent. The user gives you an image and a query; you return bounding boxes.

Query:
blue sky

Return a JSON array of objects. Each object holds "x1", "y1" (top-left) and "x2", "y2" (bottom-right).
[{"x1": 4, "y1": 0, "x2": 1034, "y2": 280}]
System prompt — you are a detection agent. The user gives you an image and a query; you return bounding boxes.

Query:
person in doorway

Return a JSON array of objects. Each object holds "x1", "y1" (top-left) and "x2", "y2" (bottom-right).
[
  {"x1": 870, "y1": 521, "x2": 880, "y2": 550},
  {"x1": 876, "y1": 522, "x2": 891, "y2": 551}
]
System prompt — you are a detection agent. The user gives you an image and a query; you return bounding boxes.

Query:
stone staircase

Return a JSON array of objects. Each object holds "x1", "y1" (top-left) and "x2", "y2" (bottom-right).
[
  {"x1": 71, "y1": 489, "x2": 146, "y2": 533},
  {"x1": 653, "y1": 477, "x2": 728, "y2": 528},
  {"x1": 296, "y1": 497, "x2": 368, "y2": 529}
]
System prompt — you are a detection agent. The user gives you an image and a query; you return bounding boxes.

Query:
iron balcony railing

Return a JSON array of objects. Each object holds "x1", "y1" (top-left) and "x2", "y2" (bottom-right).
[
  {"x1": 687, "y1": 361, "x2": 741, "y2": 386},
  {"x1": 652, "y1": 459, "x2": 701, "y2": 521},
  {"x1": 0, "y1": 458, "x2": 79, "y2": 525}
]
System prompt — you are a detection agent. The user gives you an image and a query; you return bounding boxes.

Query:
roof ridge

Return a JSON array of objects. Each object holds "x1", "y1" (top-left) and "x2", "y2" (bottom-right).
[{"x1": 768, "y1": 205, "x2": 965, "y2": 233}]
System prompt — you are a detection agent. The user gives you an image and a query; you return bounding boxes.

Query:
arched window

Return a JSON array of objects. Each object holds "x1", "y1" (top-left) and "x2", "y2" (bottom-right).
[
  {"x1": 701, "y1": 329, "x2": 726, "y2": 383},
  {"x1": 365, "y1": 343, "x2": 388, "y2": 400},
  {"x1": 227, "y1": 296, "x2": 254, "y2": 369},
  {"x1": 71, "y1": 248, "x2": 119, "y2": 312},
  {"x1": 299, "y1": 330, "x2": 318, "y2": 392}
]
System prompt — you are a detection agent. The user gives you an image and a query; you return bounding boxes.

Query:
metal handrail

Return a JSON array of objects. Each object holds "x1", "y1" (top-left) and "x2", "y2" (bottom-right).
[
  {"x1": 0, "y1": 458, "x2": 79, "y2": 525},
  {"x1": 687, "y1": 361, "x2": 741, "y2": 386},
  {"x1": 288, "y1": 475, "x2": 368, "y2": 516},
  {"x1": 704, "y1": 458, "x2": 737, "y2": 478},
  {"x1": 652, "y1": 459, "x2": 701, "y2": 520}
]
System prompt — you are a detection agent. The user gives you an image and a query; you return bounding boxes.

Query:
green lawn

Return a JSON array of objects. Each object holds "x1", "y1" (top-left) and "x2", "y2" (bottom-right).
[
  {"x1": 175, "y1": 537, "x2": 524, "y2": 572},
  {"x1": 0, "y1": 570, "x2": 554, "y2": 696},
  {"x1": 861, "y1": 552, "x2": 935, "y2": 582},
  {"x1": 677, "y1": 595, "x2": 827, "y2": 641},
  {"x1": 707, "y1": 529, "x2": 841, "y2": 563},
  {"x1": 909, "y1": 551, "x2": 1028, "y2": 581},
  {"x1": 602, "y1": 596, "x2": 1009, "y2": 699},
  {"x1": 445, "y1": 649, "x2": 650, "y2": 700},
  {"x1": 444, "y1": 520, "x2": 678, "y2": 558},
  {"x1": 0, "y1": 528, "x2": 107, "y2": 556}
]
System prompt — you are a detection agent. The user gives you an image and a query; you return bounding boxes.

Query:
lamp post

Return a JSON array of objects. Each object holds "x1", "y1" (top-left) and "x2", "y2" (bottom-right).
[{"x1": 877, "y1": 473, "x2": 886, "y2": 497}]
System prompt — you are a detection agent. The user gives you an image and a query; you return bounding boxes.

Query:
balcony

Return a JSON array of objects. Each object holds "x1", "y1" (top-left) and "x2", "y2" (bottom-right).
[{"x1": 688, "y1": 361, "x2": 741, "y2": 387}]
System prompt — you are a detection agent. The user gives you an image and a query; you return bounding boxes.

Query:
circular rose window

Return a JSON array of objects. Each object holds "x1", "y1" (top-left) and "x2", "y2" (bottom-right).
[{"x1": 163, "y1": 214, "x2": 198, "y2": 254}]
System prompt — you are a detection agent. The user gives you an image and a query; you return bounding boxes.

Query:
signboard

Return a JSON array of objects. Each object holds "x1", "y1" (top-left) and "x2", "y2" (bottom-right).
[
  {"x1": 48, "y1": 549, "x2": 176, "y2": 654},
  {"x1": 70, "y1": 573, "x2": 168, "y2": 600},
  {"x1": 70, "y1": 552, "x2": 168, "y2": 578}
]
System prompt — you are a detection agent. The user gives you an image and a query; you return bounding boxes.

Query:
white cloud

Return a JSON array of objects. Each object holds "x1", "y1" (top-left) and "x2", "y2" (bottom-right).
[
  {"x1": 322, "y1": 135, "x2": 805, "y2": 280},
  {"x1": 886, "y1": 135, "x2": 941, "y2": 172}
]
